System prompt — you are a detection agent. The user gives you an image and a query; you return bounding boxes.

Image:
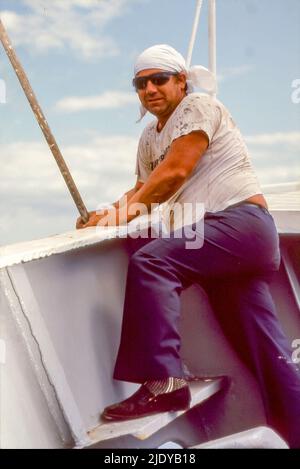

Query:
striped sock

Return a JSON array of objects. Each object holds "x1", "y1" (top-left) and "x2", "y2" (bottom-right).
[{"x1": 144, "y1": 377, "x2": 187, "y2": 396}]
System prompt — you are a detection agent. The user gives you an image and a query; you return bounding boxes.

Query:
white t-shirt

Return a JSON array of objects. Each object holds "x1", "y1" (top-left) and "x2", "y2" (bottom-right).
[{"x1": 135, "y1": 92, "x2": 262, "y2": 229}]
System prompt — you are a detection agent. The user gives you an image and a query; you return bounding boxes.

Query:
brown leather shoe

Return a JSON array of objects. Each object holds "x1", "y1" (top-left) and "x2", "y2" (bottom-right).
[{"x1": 101, "y1": 385, "x2": 191, "y2": 422}]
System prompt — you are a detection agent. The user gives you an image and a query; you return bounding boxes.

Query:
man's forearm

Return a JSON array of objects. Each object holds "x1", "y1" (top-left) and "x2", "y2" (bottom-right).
[
  {"x1": 112, "y1": 187, "x2": 138, "y2": 210},
  {"x1": 120, "y1": 167, "x2": 186, "y2": 223}
]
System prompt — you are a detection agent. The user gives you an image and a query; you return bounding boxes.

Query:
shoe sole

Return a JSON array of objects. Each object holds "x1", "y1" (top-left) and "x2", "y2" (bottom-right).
[{"x1": 102, "y1": 403, "x2": 191, "y2": 422}]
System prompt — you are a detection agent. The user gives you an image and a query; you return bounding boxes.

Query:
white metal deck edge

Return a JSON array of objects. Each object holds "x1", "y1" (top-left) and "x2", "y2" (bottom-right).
[
  {"x1": 0, "y1": 210, "x2": 299, "y2": 269},
  {"x1": 0, "y1": 217, "x2": 150, "y2": 269}
]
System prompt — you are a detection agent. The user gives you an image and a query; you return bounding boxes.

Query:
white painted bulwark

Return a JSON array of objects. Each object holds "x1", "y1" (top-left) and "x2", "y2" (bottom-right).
[
  {"x1": 0, "y1": 208, "x2": 299, "y2": 448},
  {"x1": 0, "y1": 277, "x2": 71, "y2": 448},
  {"x1": 0, "y1": 339, "x2": 6, "y2": 364},
  {"x1": 192, "y1": 426, "x2": 289, "y2": 449},
  {"x1": 0, "y1": 230, "x2": 268, "y2": 448}
]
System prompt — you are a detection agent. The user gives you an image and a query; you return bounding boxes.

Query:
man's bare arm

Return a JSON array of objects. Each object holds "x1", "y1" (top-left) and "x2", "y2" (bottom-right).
[
  {"x1": 76, "y1": 178, "x2": 144, "y2": 229},
  {"x1": 77, "y1": 131, "x2": 208, "y2": 228},
  {"x1": 121, "y1": 130, "x2": 209, "y2": 223},
  {"x1": 112, "y1": 179, "x2": 144, "y2": 209}
]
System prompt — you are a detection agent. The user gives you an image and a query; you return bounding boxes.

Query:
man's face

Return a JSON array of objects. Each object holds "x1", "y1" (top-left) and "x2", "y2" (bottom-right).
[{"x1": 135, "y1": 68, "x2": 186, "y2": 120}]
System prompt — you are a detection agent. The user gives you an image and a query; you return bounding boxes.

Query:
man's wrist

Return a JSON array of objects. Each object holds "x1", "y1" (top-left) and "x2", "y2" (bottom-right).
[{"x1": 117, "y1": 207, "x2": 129, "y2": 225}]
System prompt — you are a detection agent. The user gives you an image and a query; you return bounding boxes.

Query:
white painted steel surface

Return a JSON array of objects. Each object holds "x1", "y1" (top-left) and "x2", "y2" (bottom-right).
[{"x1": 192, "y1": 426, "x2": 289, "y2": 449}]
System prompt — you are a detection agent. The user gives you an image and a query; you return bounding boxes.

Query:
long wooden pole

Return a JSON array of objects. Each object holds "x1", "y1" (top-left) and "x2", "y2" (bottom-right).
[{"x1": 0, "y1": 18, "x2": 89, "y2": 223}]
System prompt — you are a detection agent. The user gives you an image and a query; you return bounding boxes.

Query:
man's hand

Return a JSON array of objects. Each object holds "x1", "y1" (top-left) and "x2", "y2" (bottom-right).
[
  {"x1": 76, "y1": 210, "x2": 103, "y2": 229},
  {"x1": 76, "y1": 208, "x2": 120, "y2": 229}
]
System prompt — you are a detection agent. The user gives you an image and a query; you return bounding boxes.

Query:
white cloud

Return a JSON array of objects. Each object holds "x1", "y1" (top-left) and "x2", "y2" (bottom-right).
[
  {"x1": 0, "y1": 10, "x2": 20, "y2": 29},
  {"x1": 23, "y1": 0, "x2": 108, "y2": 10},
  {"x1": 255, "y1": 164, "x2": 300, "y2": 185},
  {"x1": 0, "y1": 135, "x2": 138, "y2": 200},
  {"x1": 245, "y1": 132, "x2": 300, "y2": 185},
  {"x1": 56, "y1": 91, "x2": 137, "y2": 112},
  {"x1": 0, "y1": 0, "x2": 137, "y2": 60},
  {"x1": 218, "y1": 65, "x2": 254, "y2": 82},
  {"x1": 0, "y1": 135, "x2": 138, "y2": 245},
  {"x1": 245, "y1": 131, "x2": 300, "y2": 146}
]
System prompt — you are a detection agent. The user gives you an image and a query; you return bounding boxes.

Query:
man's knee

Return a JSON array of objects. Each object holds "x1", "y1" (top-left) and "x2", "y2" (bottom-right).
[
  {"x1": 130, "y1": 242, "x2": 160, "y2": 263},
  {"x1": 128, "y1": 242, "x2": 169, "y2": 276},
  {"x1": 128, "y1": 248, "x2": 153, "y2": 276},
  {"x1": 130, "y1": 248, "x2": 147, "y2": 266}
]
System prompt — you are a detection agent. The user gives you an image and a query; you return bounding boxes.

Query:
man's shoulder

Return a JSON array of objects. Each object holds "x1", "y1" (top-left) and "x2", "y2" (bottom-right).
[
  {"x1": 175, "y1": 93, "x2": 226, "y2": 123},
  {"x1": 181, "y1": 92, "x2": 222, "y2": 108}
]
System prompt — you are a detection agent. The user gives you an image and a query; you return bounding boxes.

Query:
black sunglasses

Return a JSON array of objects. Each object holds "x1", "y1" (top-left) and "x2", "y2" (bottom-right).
[{"x1": 132, "y1": 72, "x2": 178, "y2": 91}]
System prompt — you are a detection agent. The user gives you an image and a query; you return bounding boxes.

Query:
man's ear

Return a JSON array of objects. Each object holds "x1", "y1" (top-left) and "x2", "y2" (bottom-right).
[{"x1": 177, "y1": 73, "x2": 187, "y2": 91}]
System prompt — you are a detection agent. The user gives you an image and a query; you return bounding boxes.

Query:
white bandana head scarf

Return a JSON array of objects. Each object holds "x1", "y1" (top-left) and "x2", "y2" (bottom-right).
[{"x1": 134, "y1": 44, "x2": 217, "y2": 121}]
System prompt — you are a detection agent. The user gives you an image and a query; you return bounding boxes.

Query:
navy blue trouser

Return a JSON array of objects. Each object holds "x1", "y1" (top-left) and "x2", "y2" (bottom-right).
[{"x1": 113, "y1": 203, "x2": 300, "y2": 446}]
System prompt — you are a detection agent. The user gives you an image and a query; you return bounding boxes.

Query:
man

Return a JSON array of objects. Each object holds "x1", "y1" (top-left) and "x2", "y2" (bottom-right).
[{"x1": 77, "y1": 45, "x2": 300, "y2": 447}]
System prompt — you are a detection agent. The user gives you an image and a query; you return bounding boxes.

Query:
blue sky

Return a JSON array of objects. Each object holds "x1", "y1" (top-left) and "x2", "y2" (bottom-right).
[{"x1": 0, "y1": 0, "x2": 299, "y2": 245}]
